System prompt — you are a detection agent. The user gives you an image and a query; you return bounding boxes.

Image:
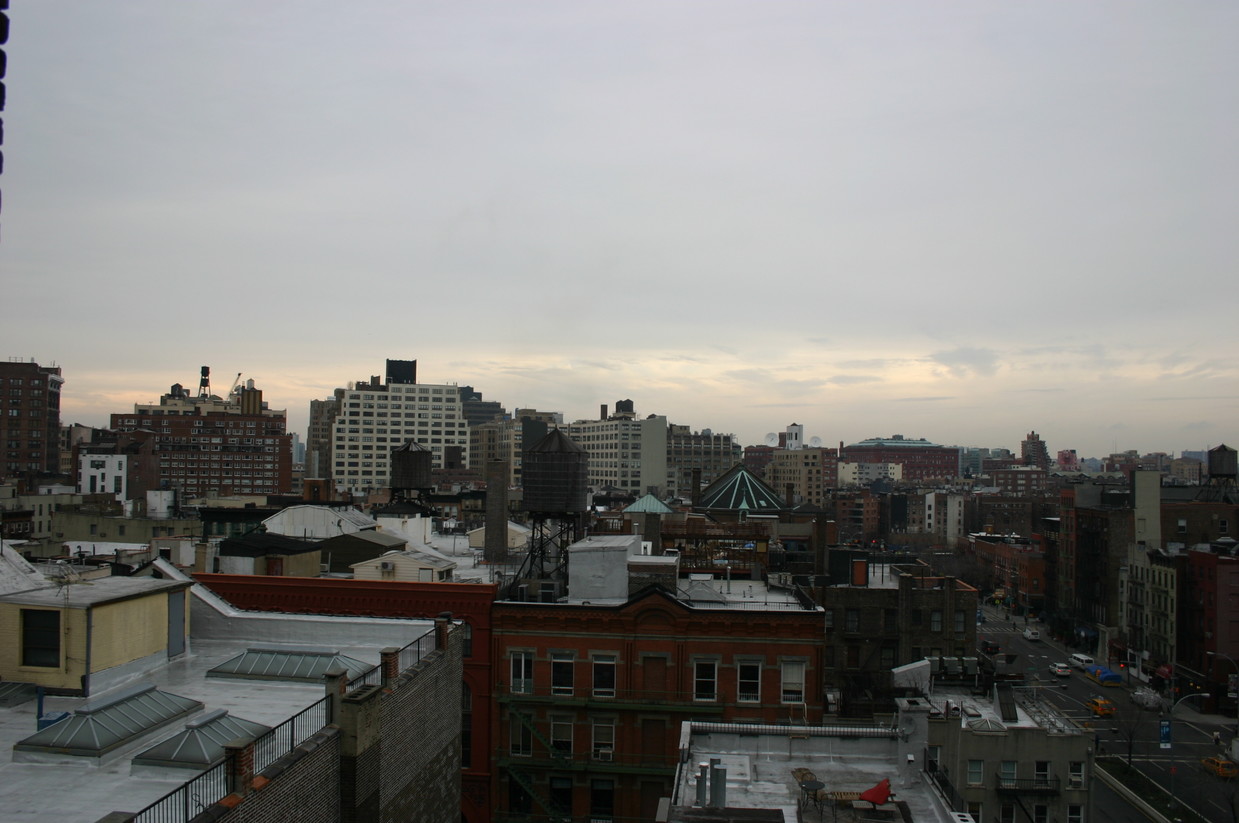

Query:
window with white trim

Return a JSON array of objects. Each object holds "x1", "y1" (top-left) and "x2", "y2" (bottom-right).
[
  {"x1": 511, "y1": 651, "x2": 533, "y2": 694},
  {"x1": 694, "y1": 660, "x2": 717, "y2": 701},
  {"x1": 781, "y1": 661, "x2": 805, "y2": 703},
  {"x1": 593, "y1": 655, "x2": 616, "y2": 698},
  {"x1": 737, "y1": 662, "x2": 761, "y2": 703}
]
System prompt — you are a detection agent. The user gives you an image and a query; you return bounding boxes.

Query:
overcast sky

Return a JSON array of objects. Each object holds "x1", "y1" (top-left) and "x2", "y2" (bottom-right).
[{"x1": 3, "y1": 2, "x2": 1236, "y2": 458}]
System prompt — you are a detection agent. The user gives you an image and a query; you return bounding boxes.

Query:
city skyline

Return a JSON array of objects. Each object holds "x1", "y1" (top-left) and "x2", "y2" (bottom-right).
[{"x1": 2, "y1": 2, "x2": 1236, "y2": 458}]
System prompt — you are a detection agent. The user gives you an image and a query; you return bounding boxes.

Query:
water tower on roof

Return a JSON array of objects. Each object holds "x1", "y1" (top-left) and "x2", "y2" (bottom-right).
[
  {"x1": 389, "y1": 441, "x2": 433, "y2": 503},
  {"x1": 508, "y1": 428, "x2": 589, "y2": 599},
  {"x1": 1197, "y1": 444, "x2": 1239, "y2": 503}
]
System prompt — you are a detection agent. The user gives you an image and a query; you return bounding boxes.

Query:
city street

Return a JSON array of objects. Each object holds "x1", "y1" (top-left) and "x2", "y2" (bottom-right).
[{"x1": 978, "y1": 605, "x2": 1239, "y2": 823}]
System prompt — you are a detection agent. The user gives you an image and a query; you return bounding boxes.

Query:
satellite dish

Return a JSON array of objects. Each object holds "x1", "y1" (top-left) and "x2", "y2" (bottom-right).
[
  {"x1": 809, "y1": 436, "x2": 824, "y2": 448},
  {"x1": 764, "y1": 432, "x2": 779, "y2": 446}
]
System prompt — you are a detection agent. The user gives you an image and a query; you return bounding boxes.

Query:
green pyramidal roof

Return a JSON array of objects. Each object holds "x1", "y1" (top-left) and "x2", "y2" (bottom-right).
[
  {"x1": 695, "y1": 464, "x2": 786, "y2": 513},
  {"x1": 623, "y1": 494, "x2": 674, "y2": 514},
  {"x1": 14, "y1": 683, "x2": 203, "y2": 758}
]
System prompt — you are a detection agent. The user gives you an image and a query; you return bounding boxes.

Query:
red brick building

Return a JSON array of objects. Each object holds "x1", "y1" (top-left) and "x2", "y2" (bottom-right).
[
  {"x1": 109, "y1": 407, "x2": 292, "y2": 497},
  {"x1": 192, "y1": 574, "x2": 499, "y2": 823},
  {"x1": 841, "y1": 435, "x2": 960, "y2": 482},
  {"x1": 0, "y1": 359, "x2": 63, "y2": 479},
  {"x1": 491, "y1": 586, "x2": 825, "y2": 822}
]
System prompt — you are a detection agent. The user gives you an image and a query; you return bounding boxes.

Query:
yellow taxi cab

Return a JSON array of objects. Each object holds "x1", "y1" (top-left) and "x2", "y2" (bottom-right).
[
  {"x1": 1086, "y1": 696, "x2": 1116, "y2": 717},
  {"x1": 1202, "y1": 757, "x2": 1238, "y2": 779}
]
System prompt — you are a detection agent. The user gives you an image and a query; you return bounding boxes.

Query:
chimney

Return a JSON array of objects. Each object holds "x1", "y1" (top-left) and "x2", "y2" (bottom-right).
[{"x1": 692, "y1": 468, "x2": 702, "y2": 506}]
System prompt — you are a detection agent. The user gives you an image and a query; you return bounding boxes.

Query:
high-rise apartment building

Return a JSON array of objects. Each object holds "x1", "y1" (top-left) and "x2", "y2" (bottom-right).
[
  {"x1": 1021, "y1": 430, "x2": 1050, "y2": 470},
  {"x1": 565, "y1": 404, "x2": 668, "y2": 496},
  {"x1": 764, "y1": 446, "x2": 838, "y2": 505},
  {"x1": 329, "y1": 361, "x2": 469, "y2": 494},
  {"x1": 470, "y1": 409, "x2": 562, "y2": 488},
  {"x1": 665, "y1": 424, "x2": 741, "y2": 498},
  {"x1": 108, "y1": 376, "x2": 292, "y2": 498},
  {"x1": 0, "y1": 359, "x2": 64, "y2": 478},
  {"x1": 305, "y1": 390, "x2": 343, "y2": 479}
]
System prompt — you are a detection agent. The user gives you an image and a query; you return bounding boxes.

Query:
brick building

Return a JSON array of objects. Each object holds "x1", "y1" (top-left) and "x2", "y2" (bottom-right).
[
  {"x1": 193, "y1": 573, "x2": 499, "y2": 823},
  {"x1": 0, "y1": 358, "x2": 63, "y2": 480},
  {"x1": 841, "y1": 435, "x2": 960, "y2": 482},
  {"x1": 491, "y1": 584, "x2": 825, "y2": 822},
  {"x1": 819, "y1": 557, "x2": 978, "y2": 714},
  {"x1": 107, "y1": 377, "x2": 293, "y2": 498}
]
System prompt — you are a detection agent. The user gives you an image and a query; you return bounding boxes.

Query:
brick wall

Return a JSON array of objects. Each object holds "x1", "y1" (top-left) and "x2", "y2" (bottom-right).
[
  {"x1": 198, "y1": 728, "x2": 342, "y2": 823},
  {"x1": 376, "y1": 626, "x2": 464, "y2": 823}
]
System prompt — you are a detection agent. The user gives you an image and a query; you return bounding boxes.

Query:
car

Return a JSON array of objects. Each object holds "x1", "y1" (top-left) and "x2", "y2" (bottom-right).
[
  {"x1": 1202, "y1": 756, "x2": 1238, "y2": 779},
  {"x1": 1023, "y1": 628, "x2": 1041, "y2": 641},
  {"x1": 1049, "y1": 663, "x2": 1071, "y2": 677},
  {"x1": 1086, "y1": 696, "x2": 1117, "y2": 717},
  {"x1": 980, "y1": 640, "x2": 1000, "y2": 655}
]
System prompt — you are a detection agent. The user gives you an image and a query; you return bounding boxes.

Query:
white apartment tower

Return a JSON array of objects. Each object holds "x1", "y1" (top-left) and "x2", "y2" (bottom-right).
[{"x1": 328, "y1": 361, "x2": 468, "y2": 494}]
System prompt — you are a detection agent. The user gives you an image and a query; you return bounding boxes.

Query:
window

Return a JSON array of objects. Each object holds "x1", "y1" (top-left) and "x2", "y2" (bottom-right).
[
  {"x1": 593, "y1": 655, "x2": 616, "y2": 698},
  {"x1": 999, "y1": 760, "x2": 1017, "y2": 789},
  {"x1": 551, "y1": 717, "x2": 573, "y2": 754},
  {"x1": 511, "y1": 652, "x2": 533, "y2": 694},
  {"x1": 1069, "y1": 761, "x2": 1084, "y2": 787},
  {"x1": 967, "y1": 759, "x2": 984, "y2": 785},
  {"x1": 930, "y1": 610, "x2": 943, "y2": 632},
  {"x1": 954, "y1": 610, "x2": 965, "y2": 633},
  {"x1": 845, "y1": 609, "x2": 859, "y2": 632},
  {"x1": 549, "y1": 778, "x2": 572, "y2": 814},
  {"x1": 1033, "y1": 804, "x2": 1048, "y2": 823},
  {"x1": 509, "y1": 715, "x2": 532, "y2": 757},
  {"x1": 552, "y1": 653, "x2": 574, "y2": 696},
  {"x1": 592, "y1": 718, "x2": 615, "y2": 760},
  {"x1": 590, "y1": 779, "x2": 615, "y2": 822},
  {"x1": 781, "y1": 661, "x2": 805, "y2": 703},
  {"x1": 737, "y1": 662, "x2": 761, "y2": 703},
  {"x1": 1034, "y1": 760, "x2": 1050, "y2": 785},
  {"x1": 22, "y1": 609, "x2": 60, "y2": 667},
  {"x1": 999, "y1": 804, "x2": 1015, "y2": 823},
  {"x1": 1067, "y1": 804, "x2": 1083, "y2": 823},
  {"x1": 694, "y1": 660, "x2": 717, "y2": 701}
]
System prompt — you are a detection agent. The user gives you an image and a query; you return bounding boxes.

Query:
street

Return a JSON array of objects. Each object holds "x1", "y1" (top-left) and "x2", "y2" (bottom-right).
[{"x1": 978, "y1": 607, "x2": 1239, "y2": 823}]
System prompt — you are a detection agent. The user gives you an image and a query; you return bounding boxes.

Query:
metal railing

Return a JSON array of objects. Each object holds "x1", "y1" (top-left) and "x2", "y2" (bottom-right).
[
  {"x1": 131, "y1": 754, "x2": 232, "y2": 823},
  {"x1": 254, "y1": 695, "x2": 331, "y2": 773},
  {"x1": 399, "y1": 628, "x2": 438, "y2": 671},
  {"x1": 132, "y1": 627, "x2": 440, "y2": 823}
]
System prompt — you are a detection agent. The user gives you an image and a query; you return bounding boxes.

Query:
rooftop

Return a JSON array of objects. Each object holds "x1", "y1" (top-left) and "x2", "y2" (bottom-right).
[
  {"x1": 0, "y1": 566, "x2": 437, "y2": 823},
  {"x1": 669, "y1": 721, "x2": 954, "y2": 822}
]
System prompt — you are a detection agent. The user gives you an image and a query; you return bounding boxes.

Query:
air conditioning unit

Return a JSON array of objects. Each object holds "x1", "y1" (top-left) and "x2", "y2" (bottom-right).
[
  {"x1": 1069, "y1": 777, "x2": 1083, "y2": 788},
  {"x1": 595, "y1": 749, "x2": 613, "y2": 762},
  {"x1": 379, "y1": 561, "x2": 395, "y2": 571}
]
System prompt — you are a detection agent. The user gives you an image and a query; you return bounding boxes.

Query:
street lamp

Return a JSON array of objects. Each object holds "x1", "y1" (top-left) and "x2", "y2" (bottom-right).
[
  {"x1": 1206, "y1": 650, "x2": 1238, "y2": 736},
  {"x1": 1168, "y1": 693, "x2": 1211, "y2": 815}
]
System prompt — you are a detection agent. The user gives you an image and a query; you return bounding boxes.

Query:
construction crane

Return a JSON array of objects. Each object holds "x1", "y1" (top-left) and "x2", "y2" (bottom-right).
[{"x1": 227, "y1": 372, "x2": 243, "y2": 399}]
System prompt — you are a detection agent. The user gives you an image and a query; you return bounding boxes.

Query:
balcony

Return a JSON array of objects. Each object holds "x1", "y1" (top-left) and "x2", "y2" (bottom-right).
[{"x1": 994, "y1": 775, "x2": 1061, "y2": 794}]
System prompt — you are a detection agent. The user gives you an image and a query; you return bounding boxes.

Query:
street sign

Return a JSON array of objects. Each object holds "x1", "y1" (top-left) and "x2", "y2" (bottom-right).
[{"x1": 1160, "y1": 719, "x2": 1172, "y2": 749}]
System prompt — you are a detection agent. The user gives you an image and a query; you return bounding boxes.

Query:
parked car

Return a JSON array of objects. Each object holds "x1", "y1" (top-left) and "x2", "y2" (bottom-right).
[
  {"x1": 1202, "y1": 756, "x2": 1238, "y2": 779},
  {"x1": 1086, "y1": 696, "x2": 1117, "y2": 717},
  {"x1": 981, "y1": 640, "x2": 1000, "y2": 655},
  {"x1": 1023, "y1": 628, "x2": 1041, "y2": 641},
  {"x1": 1048, "y1": 662, "x2": 1071, "y2": 677}
]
